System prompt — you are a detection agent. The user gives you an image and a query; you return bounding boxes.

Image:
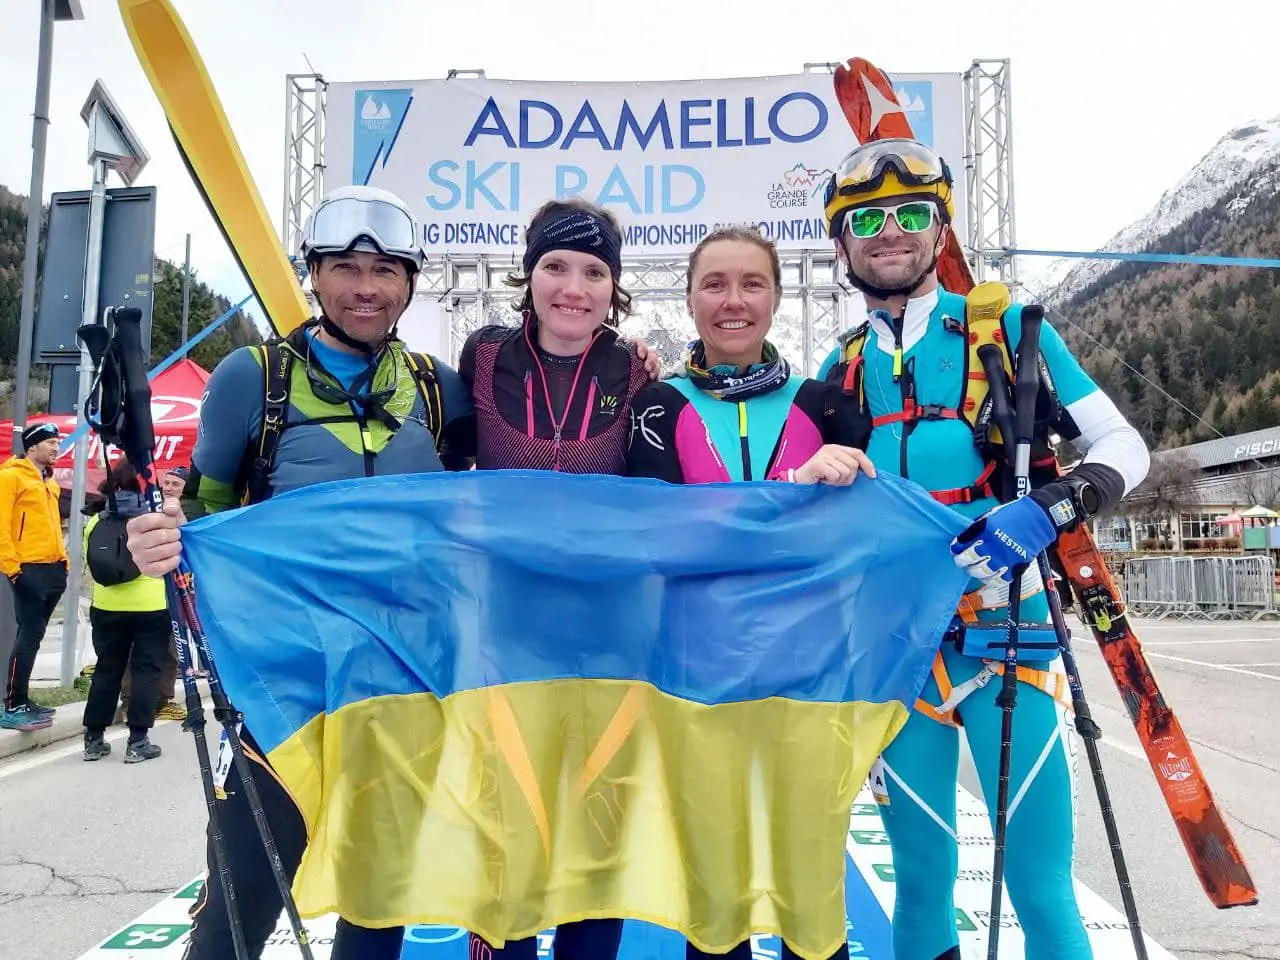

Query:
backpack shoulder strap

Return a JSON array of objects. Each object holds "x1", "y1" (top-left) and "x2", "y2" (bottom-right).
[
  {"x1": 832, "y1": 321, "x2": 871, "y2": 408},
  {"x1": 402, "y1": 349, "x2": 444, "y2": 444},
  {"x1": 244, "y1": 340, "x2": 294, "y2": 505},
  {"x1": 838, "y1": 321, "x2": 870, "y2": 363}
]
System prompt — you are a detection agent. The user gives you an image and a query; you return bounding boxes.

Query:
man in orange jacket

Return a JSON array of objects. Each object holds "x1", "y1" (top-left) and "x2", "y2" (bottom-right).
[{"x1": 0, "y1": 422, "x2": 69, "y2": 732}]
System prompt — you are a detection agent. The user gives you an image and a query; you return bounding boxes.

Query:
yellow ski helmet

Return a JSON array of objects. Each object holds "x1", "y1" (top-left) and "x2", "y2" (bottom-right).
[{"x1": 824, "y1": 138, "x2": 955, "y2": 238}]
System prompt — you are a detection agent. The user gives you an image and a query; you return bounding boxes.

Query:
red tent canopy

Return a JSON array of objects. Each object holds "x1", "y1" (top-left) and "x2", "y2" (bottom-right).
[{"x1": 0, "y1": 358, "x2": 211, "y2": 492}]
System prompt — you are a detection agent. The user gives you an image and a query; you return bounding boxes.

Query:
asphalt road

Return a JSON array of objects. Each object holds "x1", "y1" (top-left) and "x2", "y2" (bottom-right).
[
  {"x1": 0, "y1": 719, "x2": 205, "y2": 960},
  {"x1": 1, "y1": 615, "x2": 1276, "y2": 960},
  {"x1": 1061, "y1": 615, "x2": 1280, "y2": 960}
]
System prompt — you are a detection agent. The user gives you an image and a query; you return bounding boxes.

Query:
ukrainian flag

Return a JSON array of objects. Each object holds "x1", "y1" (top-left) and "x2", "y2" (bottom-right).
[{"x1": 182, "y1": 470, "x2": 969, "y2": 960}]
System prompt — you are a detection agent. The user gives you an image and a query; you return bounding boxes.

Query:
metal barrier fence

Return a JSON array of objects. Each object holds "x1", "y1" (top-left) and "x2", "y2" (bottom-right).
[{"x1": 1122, "y1": 555, "x2": 1279, "y2": 620}]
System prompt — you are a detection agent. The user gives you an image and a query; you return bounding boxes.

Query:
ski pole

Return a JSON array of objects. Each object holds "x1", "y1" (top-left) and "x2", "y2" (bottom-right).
[
  {"x1": 78, "y1": 309, "x2": 251, "y2": 960},
  {"x1": 981, "y1": 345, "x2": 1148, "y2": 959},
  {"x1": 78, "y1": 307, "x2": 314, "y2": 960},
  {"x1": 977, "y1": 304, "x2": 1043, "y2": 960},
  {"x1": 167, "y1": 558, "x2": 316, "y2": 960}
]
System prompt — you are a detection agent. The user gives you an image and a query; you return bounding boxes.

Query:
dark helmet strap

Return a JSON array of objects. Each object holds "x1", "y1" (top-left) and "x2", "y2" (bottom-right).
[{"x1": 319, "y1": 314, "x2": 385, "y2": 355}]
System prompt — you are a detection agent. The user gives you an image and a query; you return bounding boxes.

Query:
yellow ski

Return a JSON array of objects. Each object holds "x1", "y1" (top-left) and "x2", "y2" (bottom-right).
[{"x1": 118, "y1": 0, "x2": 311, "y2": 337}]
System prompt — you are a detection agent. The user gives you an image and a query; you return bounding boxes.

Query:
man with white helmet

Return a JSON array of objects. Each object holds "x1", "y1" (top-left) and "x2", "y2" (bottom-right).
[{"x1": 127, "y1": 184, "x2": 475, "y2": 960}]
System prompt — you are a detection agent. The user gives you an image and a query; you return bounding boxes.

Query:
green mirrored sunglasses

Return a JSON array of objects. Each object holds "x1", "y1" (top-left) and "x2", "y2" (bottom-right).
[{"x1": 844, "y1": 201, "x2": 937, "y2": 240}]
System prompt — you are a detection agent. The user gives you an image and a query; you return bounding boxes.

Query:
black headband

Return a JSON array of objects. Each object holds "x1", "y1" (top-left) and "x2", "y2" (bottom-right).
[{"x1": 522, "y1": 210, "x2": 622, "y2": 279}]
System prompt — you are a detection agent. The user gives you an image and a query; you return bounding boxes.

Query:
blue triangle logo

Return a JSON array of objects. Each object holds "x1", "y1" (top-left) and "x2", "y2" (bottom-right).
[{"x1": 353, "y1": 89, "x2": 414, "y2": 185}]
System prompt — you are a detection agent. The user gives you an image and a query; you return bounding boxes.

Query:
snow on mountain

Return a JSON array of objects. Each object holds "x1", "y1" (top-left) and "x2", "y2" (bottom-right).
[
  {"x1": 1046, "y1": 115, "x2": 1280, "y2": 305},
  {"x1": 1018, "y1": 255, "x2": 1076, "y2": 302}
]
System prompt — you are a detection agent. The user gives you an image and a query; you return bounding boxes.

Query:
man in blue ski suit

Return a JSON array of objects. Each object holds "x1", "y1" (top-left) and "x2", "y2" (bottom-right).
[{"x1": 817, "y1": 138, "x2": 1151, "y2": 960}]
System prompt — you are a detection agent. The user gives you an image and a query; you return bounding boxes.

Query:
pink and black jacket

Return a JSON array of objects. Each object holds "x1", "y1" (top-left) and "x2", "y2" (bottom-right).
[
  {"x1": 625, "y1": 372, "x2": 861, "y2": 484},
  {"x1": 459, "y1": 315, "x2": 649, "y2": 475}
]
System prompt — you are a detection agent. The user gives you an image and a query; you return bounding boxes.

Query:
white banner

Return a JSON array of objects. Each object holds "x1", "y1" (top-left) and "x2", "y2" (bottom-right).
[{"x1": 323, "y1": 70, "x2": 967, "y2": 258}]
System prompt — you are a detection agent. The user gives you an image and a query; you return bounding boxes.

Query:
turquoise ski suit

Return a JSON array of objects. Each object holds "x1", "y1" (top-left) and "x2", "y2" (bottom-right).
[{"x1": 818, "y1": 287, "x2": 1149, "y2": 960}]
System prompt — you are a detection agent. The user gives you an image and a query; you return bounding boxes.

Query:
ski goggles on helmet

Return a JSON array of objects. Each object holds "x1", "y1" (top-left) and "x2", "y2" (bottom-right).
[
  {"x1": 842, "y1": 200, "x2": 938, "y2": 240},
  {"x1": 824, "y1": 139, "x2": 954, "y2": 235},
  {"x1": 304, "y1": 194, "x2": 425, "y2": 271}
]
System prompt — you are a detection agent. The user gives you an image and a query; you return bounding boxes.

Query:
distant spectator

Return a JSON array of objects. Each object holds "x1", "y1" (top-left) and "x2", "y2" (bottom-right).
[
  {"x1": 0, "y1": 423, "x2": 68, "y2": 733},
  {"x1": 116, "y1": 464, "x2": 188, "y2": 725},
  {"x1": 159, "y1": 464, "x2": 189, "y2": 502},
  {"x1": 81, "y1": 462, "x2": 165, "y2": 763}
]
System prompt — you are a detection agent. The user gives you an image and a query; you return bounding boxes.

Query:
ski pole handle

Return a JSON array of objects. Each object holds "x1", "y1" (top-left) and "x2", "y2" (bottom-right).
[
  {"x1": 978, "y1": 346, "x2": 1015, "y2": 459},
  {"x1": 1011, "y1": 305, "x2": 1044, "y2": 495},
  {"x1": 108, "y1": 307, "x2": 157, "y2": 468}
]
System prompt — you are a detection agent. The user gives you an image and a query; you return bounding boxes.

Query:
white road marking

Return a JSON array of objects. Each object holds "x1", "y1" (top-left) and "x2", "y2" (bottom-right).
[
  {"x1": 0, "y1": 727, "x2": 129, "y2": 780},
  {"x1": 0, "y1": 719, "x2": 177, "y2": 781},
  {"x1": 1218, "y1": 662, "x2": 1280, "y2": 667},
  {"x1": 1099, "y1": 734, "x2": 1148, "y2": 763},
  {"x1": 1143, "y1": 651, "x2": 1280, "y2": 681},
  {"x1": 1142, "y1": 637, "x2": 1280, "y2": 646}
]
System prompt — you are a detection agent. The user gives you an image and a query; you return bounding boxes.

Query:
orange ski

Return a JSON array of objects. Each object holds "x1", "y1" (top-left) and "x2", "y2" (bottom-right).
[
  {"x1": 832, "y1": 58, "x2": 977, "y2": 298},
  {"x1": 1056, "y1": 529, "x2": 1258, "y2": 907}
]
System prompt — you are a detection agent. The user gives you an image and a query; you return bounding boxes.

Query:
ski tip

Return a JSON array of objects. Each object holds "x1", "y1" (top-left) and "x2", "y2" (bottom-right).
[
  {"x1": 830, "y1": 56, "x2": 915, "y2": 145},
  {"x1": 118, "y1": 0, "x2": 182, "y2": 38},
  {"x1": 118, "y1": 0, "x2": 202, "y2": 86},
  {"x1": 1213, "y1": 891, "x2": 1259, "y2": 910},
  {"x1": 838, "y1": 57, "x2": 880, "y2": 77}
]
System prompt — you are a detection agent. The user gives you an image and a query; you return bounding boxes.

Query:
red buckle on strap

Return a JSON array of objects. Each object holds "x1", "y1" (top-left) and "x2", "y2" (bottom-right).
[
  {"x1": 929, "y1": 461, "x2": 998, "y2": 506},
  {"x1": 842, "y1": 355, "x2": 863, "y2": 395},
  {"x1": 873, "y1": 398, "x2": 960, "y2": 427}
]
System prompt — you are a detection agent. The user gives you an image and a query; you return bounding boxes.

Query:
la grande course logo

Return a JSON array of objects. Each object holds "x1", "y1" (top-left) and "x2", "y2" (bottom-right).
[{"x1": 767, "y1": 163, "x2": 834, "y2": 210}]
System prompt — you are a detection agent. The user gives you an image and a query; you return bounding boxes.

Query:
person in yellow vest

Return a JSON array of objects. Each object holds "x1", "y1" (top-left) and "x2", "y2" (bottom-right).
[
  {"x1": 81, "y1": 462, "x2": 166, "y2": 762},
  {"x1": 0, "y1": 422, "x2": 68, "y2": 732},
  {"x1": 114, "y1": 465, "x2": 189, "y2": 726}
]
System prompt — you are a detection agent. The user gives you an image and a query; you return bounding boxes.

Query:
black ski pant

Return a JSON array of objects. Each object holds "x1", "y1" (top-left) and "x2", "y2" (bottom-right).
[
  {"x1": 122, "y1": 638, "x2": 180, "y2": 704},
  {"x1": 687, "y1": 941, "x2": 851, "y2": 959},
  {"x1": 470, "y1": 919, "x2": 625, "y2": 959},
  {"x1": 183, "y1": 727, "x2": 405, "y2": 960},
  {"x1": 472, "y1": 921, "x2": 852, "y2": 958},
  {"x1": 82, "y1": 607, "x2": 168, "y2": 738},
  {"x1": 5, "y1": 561, "x2": 66, "y2": 710}
]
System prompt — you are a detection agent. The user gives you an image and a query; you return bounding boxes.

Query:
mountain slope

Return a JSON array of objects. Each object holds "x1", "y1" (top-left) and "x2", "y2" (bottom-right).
[
  {"x1": 1051, "y1": 149, "x2": 1280, "y2": 449},
  {"x1": 1047, "y1": 117, "x2": 1280, "y2": 307}
]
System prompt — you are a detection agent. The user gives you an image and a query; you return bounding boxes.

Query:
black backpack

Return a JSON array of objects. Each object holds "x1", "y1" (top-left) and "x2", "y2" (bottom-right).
[
  {"x1": 87, "y1": 507, "x2": 142, "y2": 586},
  {"x1": 243, "y1": 329, "x2": 444, "y2": 505}
]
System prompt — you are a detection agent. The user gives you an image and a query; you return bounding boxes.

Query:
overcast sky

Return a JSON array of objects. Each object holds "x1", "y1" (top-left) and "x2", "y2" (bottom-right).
[{"x1": 3, "y1": 0, "x2": 1279, "y2": 329}]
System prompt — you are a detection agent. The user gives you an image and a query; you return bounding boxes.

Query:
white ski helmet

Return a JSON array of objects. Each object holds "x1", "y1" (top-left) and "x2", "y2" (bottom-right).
[{"x1": 302, "y1": 185, "x2": 425, "y2": 273}]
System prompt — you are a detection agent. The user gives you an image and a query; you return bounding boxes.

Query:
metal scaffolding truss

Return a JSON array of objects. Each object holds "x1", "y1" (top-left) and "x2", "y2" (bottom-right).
[
  {"x1": 410, "y1": 251, "x2": 851, "y2": 373},
  {"x1": 281, "y1": 74, "x2": 327, "y2": 258},
  {"x1": 963, "y1": 59, "x2": 1018, "y2": 286},
  {"x1": 283, "y1": 60, "x2": 1015, "y2": 366}
]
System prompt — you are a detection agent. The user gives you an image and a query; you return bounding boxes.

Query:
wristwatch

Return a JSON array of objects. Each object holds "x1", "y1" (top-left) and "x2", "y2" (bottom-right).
[
  {"x1": 1040, "y1": 475, "x2": 1100, "y2": 531},
  {"x1": 1064, "y1": 475, "x2": 1102, "y2": 519}
]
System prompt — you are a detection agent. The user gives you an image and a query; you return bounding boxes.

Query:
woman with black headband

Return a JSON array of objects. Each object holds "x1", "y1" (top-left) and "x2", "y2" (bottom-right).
[
  {"x1": 459, "y1": 198, "x2": 650, "y2": 478},
  {"x1": 461, "y1": 197, "x2": 652, "y2": 960}
]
